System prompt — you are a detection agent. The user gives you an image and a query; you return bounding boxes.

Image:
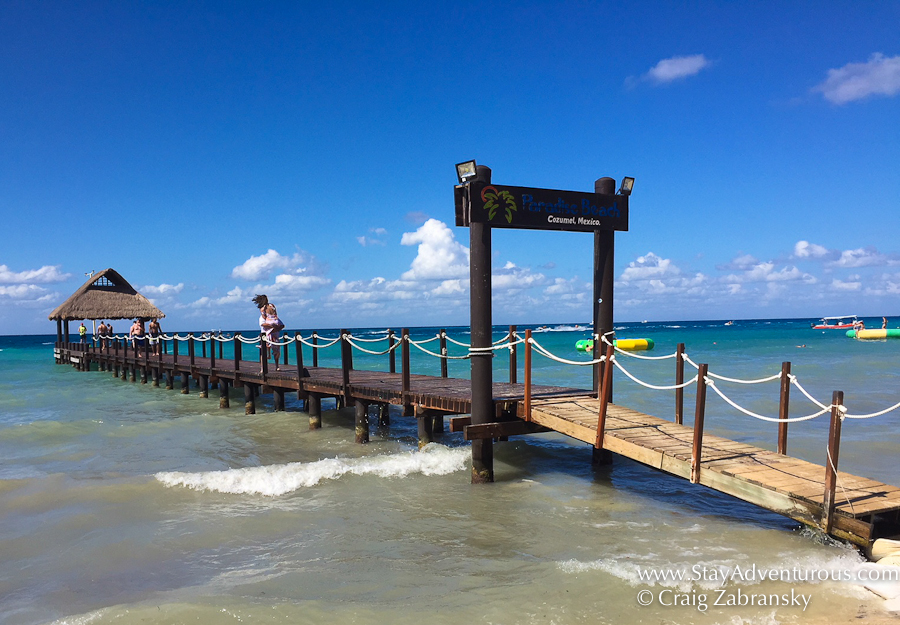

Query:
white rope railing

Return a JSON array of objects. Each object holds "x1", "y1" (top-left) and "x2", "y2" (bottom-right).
[
  {"x1": 344, "y1": 335, "x2": 402, "y2": 356},
  {"x1": 612, "y1": 356, "x2": 698, "y2": 391},
  {"x1": 704, "y1": 378, "x2": 832, "y2": 423}
]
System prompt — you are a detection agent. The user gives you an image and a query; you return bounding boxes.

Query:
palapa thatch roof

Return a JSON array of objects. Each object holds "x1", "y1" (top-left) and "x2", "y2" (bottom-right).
[{"x1": 48, "y1": 268, "x2": 165, "y2": 321}]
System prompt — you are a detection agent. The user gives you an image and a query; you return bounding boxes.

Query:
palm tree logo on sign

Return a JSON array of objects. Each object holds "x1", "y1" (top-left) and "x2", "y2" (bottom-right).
[{"x1": 481, "y1": 185, "x2": 517, "y2": 224}]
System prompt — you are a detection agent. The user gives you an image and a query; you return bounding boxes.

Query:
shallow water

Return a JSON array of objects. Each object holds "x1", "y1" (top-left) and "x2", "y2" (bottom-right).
[{"x1": 2, "y1": 320, "x2": 900, "y2": 624}]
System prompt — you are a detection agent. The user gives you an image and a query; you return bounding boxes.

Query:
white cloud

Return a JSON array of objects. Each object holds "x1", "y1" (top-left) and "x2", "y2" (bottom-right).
[
  {"x1": 140, "y1": 283, "x2": 184, "y2": 297},
  {"x1": 828, "y1": 247, "x2": 899, "y2": 268},
  {"x1": 830, "y1": 278, "x2": 861, "y2": 292},
  {"x1": 492, "y1": 262, "x2": 547, "y2": 291},
  {"x1": 357, "y1": 227, "x2": 388, "y2": 247},
  {"x1": 0, "y1": 284, "x2": 55, "y2": 304},
  {"x1": 188, "y1": 287, "x2": 246, "y2": 309},
  {"x1": 0, "y1": 264, "x2": 71, "y2": 284},
  {"x1": 814, "y1": 53, "x2": 900, "y2": 104},
  {"x1": 632, "y1": 54, "x2": 710, "y2": 86},
  {"x1": 793, "y1": 240, "x2": 830, "y2": 259},
  {"x1": 723, "y1": 260, "x2": 815, "y2": 284},
  {"x1": 400, "y1": 219, "x2": 469, "y2": 281},
  {"x1": 619, "y1": 252, "x2": 680, "y2": 281},
  {"x1": 231, "y1": 249, "x2": 325, "y2": 281}
]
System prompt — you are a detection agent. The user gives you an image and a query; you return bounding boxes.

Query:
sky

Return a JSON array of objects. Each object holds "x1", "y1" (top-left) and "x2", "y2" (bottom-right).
[{"x1": 1, "y1": 1, "x2": 899, "y2": 335}]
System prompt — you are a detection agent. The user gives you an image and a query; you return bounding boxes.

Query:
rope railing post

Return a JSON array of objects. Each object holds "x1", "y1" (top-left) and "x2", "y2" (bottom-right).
[
  {"x1": 402, "y1": 328, "x2": 412, "y2": 416},
  {"x1": 295, "y1": 331, "x2": 304, "y2": 371},
  {"x1": 778, "y1": 361, "x2": 791, "y2": 455},
  {"x1": 595, "y1": 342, "x2": 615, "y2": 449},
  {"x1": 201, "y1": 338, "x2": 207, "y2": 359},
  {"x1": 234, "y1": 332, "x2": 242, "y2": 371},
  {"x1": 209, "y1": 333, "x2": 216, "y2": 371},
  {"x1": 260, "y1": 332, "x2": 269, "y2": 378},
  {"x1": 823, "y1": 391, "x2": 844, "y2": 534},
  {"x1": 691, "y1": 364, "x2": 709, "y2": 484},
  {"x1": 283, "y1": 339, "x2": 289, "y2": 367},
  {"x1": 312, "y1": 331, "x2": 319, "y2": 368},
  {"x1": 675, "y1": 343, "x2": 685, "y2": 425},
  {"x1": 218, "y1": 335, "x2": 223, "y2": 360},
  {"x1": 189, "y1": 334, "x2": 195, "y2": 367},
  {"x1": 439, "y1": 329, "x2": 448, "y2": 378},
  {"x1": 509, "y1": 325, "x2": 517, "y2": 384},
  {"x1": 340, "y1": 329, "x2": 351, "y2": 405},
  {"x1": 388, "y1": 329, "x2": 396, "y2": 373},
  {"x1": 172, "y1": 334, "x2": 177, "y2": 366},
  {"x1": 524, "y1": 329, "x2": 532, "y2": 421}
]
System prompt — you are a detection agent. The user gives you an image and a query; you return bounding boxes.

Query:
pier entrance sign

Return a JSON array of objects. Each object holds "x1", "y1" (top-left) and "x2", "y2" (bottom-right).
[{"x1": 455, "y1": 183, "x2": 628, "y2": 232}]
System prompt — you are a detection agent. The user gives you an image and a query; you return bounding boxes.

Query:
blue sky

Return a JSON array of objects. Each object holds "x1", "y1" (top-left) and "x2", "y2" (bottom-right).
[{"x1": 2, "y1": 1, "x2": 899, "y2": 335}]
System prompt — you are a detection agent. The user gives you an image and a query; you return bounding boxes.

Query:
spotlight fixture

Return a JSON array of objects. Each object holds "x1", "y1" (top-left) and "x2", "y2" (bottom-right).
[
  {"x1": 618, "y1": 177, "x2": 635, "y2": 196},
  {"x1": 456, "y1": 160, "x2": 477, "y2": 184}
]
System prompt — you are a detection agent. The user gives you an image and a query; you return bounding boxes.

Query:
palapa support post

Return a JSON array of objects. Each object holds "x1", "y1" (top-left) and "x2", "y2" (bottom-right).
[
  {"x1": 593, "y1": 342, "x2": 616, "y2": 466},
  {"x1": 64, "y1": 320, "x2": 69, "y2": 348},
  {"x1": 469, "y1": 165, "x2": 494, "y2": 484},
  {"x1": 355, "y1": 399, "x2": 369, "y2": 444},
  {"x1": 690, "y1": 363, "x2": 709, "y2": 484},
  {"x1": 524, "y1": 329, "x2": 533, "y2": 421},
  {"x1": 418, "y1": 409, "x2": 434, "y2": 449},
  {"x1": 219, "y1": 379, "x2": 230, "y2": 409},
  {"x1": 308, "y1": 393, "x2": 322, "y2": 430},
  {"x1": 274, "y1": 387, "x2": 285, "y2": 412},
  {"x1": 777, "y1": 361, "x2": 792, "y2": 455},
  {"x1": 822, "y1": 391, "x2": 844, "y2": 534},
  {"x1": 56, "y1": 319, "x2": 63, "y2": 346},
  {"x1": 592, "y1": 177, "x2": 616, "y2": 398},
  {"x1": 312, "y1": 332, "x2": 318, "y2": 367},
  {"x1": 234, "y1": 332, "x2": 242, "y2": 371},
  {"x1": 401, "y1": 328, "x2": 412, "y2": 416},
  {"x1": 340, "y1": 329, "x2": 352, "y2": 405},
  {"x1": 675, "y1": 343, "x2": 685, "y2": 424},
  {"x1": 180, "y1": 372, "x2": 190, "y2": 394},
  {"x1": 199, "y1": 374, "x2": 208, "y2": 398},
  {"x1": 439, "y1": 329, "x2": 448, "y2": 378},
  {"x1": 508, "y1": 325, "x2": 517, "y2": 384},
  {"x1": 244, "y1": 383, "x2": 256, "y2": 415}
]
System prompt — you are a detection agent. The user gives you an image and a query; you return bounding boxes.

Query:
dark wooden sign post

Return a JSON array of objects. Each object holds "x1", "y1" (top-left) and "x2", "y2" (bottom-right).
[{"x1": 455, "y1": 165, "x2": 630, "y2": 483}]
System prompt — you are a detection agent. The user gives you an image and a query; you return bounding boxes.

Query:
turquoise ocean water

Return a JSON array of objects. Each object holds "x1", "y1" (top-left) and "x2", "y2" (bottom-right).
[{"x1": 2, "y1": 318, "x2": 900, "y2": 624}]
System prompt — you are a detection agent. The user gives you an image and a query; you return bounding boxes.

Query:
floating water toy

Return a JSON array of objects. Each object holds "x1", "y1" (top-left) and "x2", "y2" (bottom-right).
[
  {"x1": 575, "y1": 338, "x2": 654, "y2": 352},
  {"x1": 846, "y1": 329, "x2": 900, "y2": 340}
]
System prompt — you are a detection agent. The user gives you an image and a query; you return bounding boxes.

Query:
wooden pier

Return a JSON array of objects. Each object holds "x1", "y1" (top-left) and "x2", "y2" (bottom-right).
[{"x1": 53, "y1": 332, "x2": 900, "y2": 550}]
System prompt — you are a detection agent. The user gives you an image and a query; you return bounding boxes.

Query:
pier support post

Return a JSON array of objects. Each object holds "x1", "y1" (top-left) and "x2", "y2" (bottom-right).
[
  {"x1": 129, "y1": 365, "x2": 136, "y2": 383},
  {"x1": 355, "y1": 399, "x2": 369, "y2": 444},
  {"x1": 180, "y1": 372, "x2": 190, "y2": 394},
  {"x1": 244, "y1": 384, "x2": 256, "y2": 415},
  {"x1": 418, "y1": 410, "x2": 434, "y2": 449},
  {"x1": 219, "y1": 379, "x2": 230, "y2": 408},
  {"x1": 274, "y1": 387, "x2": 285, "y2": 411},
  {"x1": 309, "y1": 393, "x2": 322, "y2": 429},
  {"x1": 469, "y1": 165, "x2": 494, "y2": 484},
  {"x1": 822, "y1": 391, "x2": 844, "y2": 534},
  {"x1": 152, "y1": 367, "x2": 159, "y2": 387},
  {"x1": 378, "y1": 404, "x2": 391, "y2": 427},
  {"x1": 165, "y1": 370, "x2": 173, "y2": 390},
  {"x1": 199, "y1": 374, "x2": 209, "y2": 398},
  {"x1": 432, "y1": 414, "x2": 443, "y2": 433}
]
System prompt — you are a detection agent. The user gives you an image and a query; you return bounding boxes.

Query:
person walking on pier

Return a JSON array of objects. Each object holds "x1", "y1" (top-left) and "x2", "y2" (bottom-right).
[
  {"x1": 263, "y1": 303, "x2": 284, "y2": 371},
  {"x1": 130, "y1": 319, "x2": 146, "y2": 351},
  {"x1": 79, "y1": 322, "x2": 87, "y2": 343},
  {"x1": 98, "y1": 321, "x2": 108, "y2": 348},
  {"x1": 148, "y1": 318, "x2": 162, "y2": 356}
]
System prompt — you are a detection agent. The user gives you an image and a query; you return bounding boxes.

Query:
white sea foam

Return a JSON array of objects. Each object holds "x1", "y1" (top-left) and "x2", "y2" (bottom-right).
[{"x1": 156, "y1": 443, "x2": 469, "y2": 496}]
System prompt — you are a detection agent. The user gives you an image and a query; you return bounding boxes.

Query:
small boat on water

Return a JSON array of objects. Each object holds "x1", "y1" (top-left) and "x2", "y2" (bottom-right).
[{"x1": 812, "y1": 315, "x2": 858, "y2": 330}]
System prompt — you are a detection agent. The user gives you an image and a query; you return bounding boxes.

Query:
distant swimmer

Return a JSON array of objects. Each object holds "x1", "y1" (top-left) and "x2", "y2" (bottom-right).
[
  {"x1": 883, "y1": 317, "x2": 888, "y2": 329},
  {"x1": 796, "y1": 344, "x2": 807, "y2": 348}
]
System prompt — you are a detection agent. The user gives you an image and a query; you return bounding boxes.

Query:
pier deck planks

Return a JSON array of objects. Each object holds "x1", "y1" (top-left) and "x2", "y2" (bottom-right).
[{"x1": 523, "y1": 395, "x2": 900, "y2": 545}]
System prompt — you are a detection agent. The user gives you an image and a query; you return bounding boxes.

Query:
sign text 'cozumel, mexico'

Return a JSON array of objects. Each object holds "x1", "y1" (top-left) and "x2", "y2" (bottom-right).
[{"x1": 454, "y1": 183, "x2": 629, "y2": 232}]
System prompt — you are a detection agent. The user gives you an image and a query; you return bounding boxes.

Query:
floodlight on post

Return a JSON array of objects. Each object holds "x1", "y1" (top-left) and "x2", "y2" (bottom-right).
[
  {"x1": 456, "y1": 160, "x2": 477, "y2": 184},
  {"x1": 617, "y1": 177, "x2": 635, "y2": 196}
]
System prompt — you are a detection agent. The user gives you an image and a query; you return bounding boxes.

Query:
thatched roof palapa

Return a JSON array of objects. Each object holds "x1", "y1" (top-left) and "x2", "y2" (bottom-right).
[{"x1": 48, "y1": 268, "x2": 166, "y2": 321}]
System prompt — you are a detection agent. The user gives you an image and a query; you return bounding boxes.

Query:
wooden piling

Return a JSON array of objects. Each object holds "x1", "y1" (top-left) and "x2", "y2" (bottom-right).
[
  {"x1": 418, "y1": 410, "x2": 434, "y2": 449},
  {"x1": 690, "y1": 363, "x2": 709, "y2": 484},
  {"x1": 379, "y1": 404, "x2": 392, "y2": 427},
  {"x1": 180, "y1": 372, "x2": 189, "y2": 394},
  {"x1": 219, "y1": 379, "x2": 230, "y2": 408},
  {"x1": 234, "y1": 332, "x2": 242, "y2": 371},
  {"x1": 312, "y1": 332, "x2": 318, "y2": 367},
  {"x1": 777, "y1": 361, "x2": 791, "y2": 455},
  {"x1": 439, "y1": 329, "x2": 448, "y2": 378},
  {"x1": 355, "y1": 399, "x2": 369, "y2": 443},
  {"x1": 274, "y1": 387, "x2": 285, "y2": 411},
  {"x1": 308, "y1": 393, "x2": 321, "y2": 430},
  {"x1": 199, "y1": 374, "x2": 209, "y2": 398},
  {"x1": 244, "y1": 383, "x2": 256, "y2": 414},
  {"x1": 823, "y1": 391, "x2": 844, "y2": 534},
  {"x1": 189, "y1": 334, "x2": 195, "y2": 366},
  {"x1": 389, "y1": 330, "x2": 396, "y2": 373}
]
